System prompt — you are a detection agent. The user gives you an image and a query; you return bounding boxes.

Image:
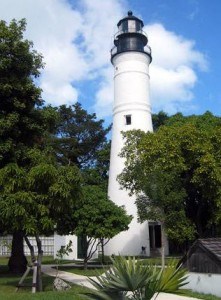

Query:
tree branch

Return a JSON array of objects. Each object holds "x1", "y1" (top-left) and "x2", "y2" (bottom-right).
[{"x1": 24, "y1": 235, "x2": 36, "y2": 264}]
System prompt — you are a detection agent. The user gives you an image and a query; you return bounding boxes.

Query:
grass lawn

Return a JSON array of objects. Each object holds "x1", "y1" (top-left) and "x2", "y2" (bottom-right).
[
  {"x1": 0, "y1": 256, "x2": 57, "y2": 265},
  {"x1": 0, "y1": 265, "x2": 89, "y2": 300},
  {"x1": 1, "y1": 256, "x2": 221, "y2": 300},
  {"x1": 57, "y1": 265, "x2": 107, "y2": 276},
  {"x1": 182, "y1": 290, "x2": 221, "y2": 300},
  {"x1": 0, "y1": 267, "x2": 220, "y2": 300},
  {"x1": 138, "y1": 256, "x2": 181, "y2": 266}
]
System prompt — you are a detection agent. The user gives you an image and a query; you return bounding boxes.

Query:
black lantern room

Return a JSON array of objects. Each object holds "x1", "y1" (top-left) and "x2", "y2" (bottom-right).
[{"x1": 111, "y1": 11, "x2": 152, "y2": 62}]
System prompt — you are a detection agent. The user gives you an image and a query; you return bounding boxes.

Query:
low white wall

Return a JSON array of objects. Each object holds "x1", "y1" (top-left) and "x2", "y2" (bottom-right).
[
  {"x1": 54, "y1": 234, "x2": 78, "y2": 260},
  {"x1": 185, "y1": 272, "x2": 221, "y2": 297},
  {"x1": 53, "y1": 234, "x2": 98, "y2": 261}
]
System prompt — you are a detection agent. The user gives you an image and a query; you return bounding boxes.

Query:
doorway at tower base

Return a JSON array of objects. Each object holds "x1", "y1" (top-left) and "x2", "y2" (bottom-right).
[{"x1": 104, "y1": 220, "x2": 169, "y2": 257}]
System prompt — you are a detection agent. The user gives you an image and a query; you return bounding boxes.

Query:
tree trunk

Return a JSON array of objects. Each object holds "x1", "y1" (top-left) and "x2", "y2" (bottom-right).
[
  {"x1": 36, "y1": 235, "x2": 43, "y2": 292},
  {"x1": 8, "y1": 231, "x2": 27, "y2": 273},
  {"x1": 161, "y1": 223, "x2": 165, "y2": 269},
  {"x1": 24, "y1": 235, "x2": 36, "y2": 263},
  {"x1": 101, "y1": 238, "x2": 105, "y2": 264},
  {"x1": 83, "y1": 258, "x2": 88, "y2": 270}
]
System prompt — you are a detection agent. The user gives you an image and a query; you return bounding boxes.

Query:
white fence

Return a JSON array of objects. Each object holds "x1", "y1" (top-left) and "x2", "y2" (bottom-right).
[{"x1": 0, "y1": 235, "x2": 54, "y2": 256}]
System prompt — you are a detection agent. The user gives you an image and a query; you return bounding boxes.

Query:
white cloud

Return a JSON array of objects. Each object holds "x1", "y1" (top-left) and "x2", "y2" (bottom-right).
[
  {"x1": 0, "y1": 0, "x2": 87, "y2": 106},
  {"x1": 145, "y1": 23, "x2": 208, "y2": 113},
  {"x1": 94, "y1": 67, "x2": 114, "y2": 118},
  {"x1": 0, "y1": 0, "x2": 125, "y2": 110},
  {"x1": 95, "y1": 22, "x2": 208, "y2": 117},
  {"x1": 0, "y1": 0, "x2": 208, "y2": 116},
  {"x1": 80, "y1": 0, "x2": 125, "y2": 69}
]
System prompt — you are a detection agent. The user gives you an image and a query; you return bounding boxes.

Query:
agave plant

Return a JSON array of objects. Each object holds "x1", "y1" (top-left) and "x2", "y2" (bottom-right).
[{"x1": 81, "y1": 256, "x2": 188, "y2": 300}]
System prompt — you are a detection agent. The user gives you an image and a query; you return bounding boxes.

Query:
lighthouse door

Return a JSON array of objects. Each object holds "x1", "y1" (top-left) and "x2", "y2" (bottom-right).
[
  {"x1": 77, "y1": 236, "x2": 87, "y2": 259},
  {"x1": 149, "y1": 223, "x2": 162, "y2": 256}
]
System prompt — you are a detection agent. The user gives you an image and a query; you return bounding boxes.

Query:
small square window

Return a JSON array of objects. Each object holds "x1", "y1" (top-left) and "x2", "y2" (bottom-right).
[{"x1": 125, "y1": 114, "x2": 132, "y2": 125}]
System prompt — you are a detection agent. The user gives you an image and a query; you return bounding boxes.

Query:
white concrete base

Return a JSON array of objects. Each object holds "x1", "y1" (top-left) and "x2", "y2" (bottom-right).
[
  {"x1": 151, "y1": 293, "x2": 200, "y2": 300},
  {"x1": 184, "y1": 272, "x2": 221, "y2": 298},
  {"x1": 105, "y1": 218, "x2": 150, "y2": 256}
]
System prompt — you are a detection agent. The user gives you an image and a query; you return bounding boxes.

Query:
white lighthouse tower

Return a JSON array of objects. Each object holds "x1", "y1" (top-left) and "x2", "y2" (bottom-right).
[{"x1": 105, "y1": 11, "x2": 153, "y2": 256}]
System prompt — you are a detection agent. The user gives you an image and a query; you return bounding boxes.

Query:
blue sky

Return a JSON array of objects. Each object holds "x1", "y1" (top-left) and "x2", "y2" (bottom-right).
[{"x1": 0, "y1": 0, "x2": 220, "y2": 126}]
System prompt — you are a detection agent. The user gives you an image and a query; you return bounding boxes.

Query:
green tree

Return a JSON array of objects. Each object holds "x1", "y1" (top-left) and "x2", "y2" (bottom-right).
[
  {"x1": 52, "y1": 102, "x2": 111, "y2": 194},
  {"x1": 0, "y1": 149, "x2": 82, "y2": 290},
  {"x1": 0, "y1": 18, "x2": 64, "y2": 277},
  {"x1": 53, "y1": 103, "x2": 111, "y2": 168},
  {"x1": 51, "y1": 102, "x2": 111, "y2": 196},
  {"x1": 73, "y1": 185, "x2": 132, "y2": 269},
  {"x1": 0, "y1": 18, "x2": 48, "y2": 273},
  {"x1": 81, "y1": 140, "x2": 111, "y2": 192},
  {"x1": 152, "y1": 111, "x2": 169, "y2": 131},
  {"x1": 0, "y1": 19, "x2": 45, "y2": 166},
  {"x1": 119, "y1": 112, "x2": 221, "y2": 247}
]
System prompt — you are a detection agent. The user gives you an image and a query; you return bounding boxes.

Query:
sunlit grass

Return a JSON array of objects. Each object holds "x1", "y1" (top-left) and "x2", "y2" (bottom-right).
[
  {"x1": 1, "y1": 255, "x2": 220, "y2": 300},
  {"x1": 0, "y1": 265, "x2": 89, "y2": 300},
  {"x1": 57, "y1": 265, "x2": 107, "y2": 276},
  {"x1": 182, "y1": 290, "x2": 221, "y2": 300}
]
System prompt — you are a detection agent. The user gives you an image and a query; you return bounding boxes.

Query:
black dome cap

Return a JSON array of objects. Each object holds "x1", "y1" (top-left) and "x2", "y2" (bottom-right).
[{"x1": 117, "y1": 11, "x2": 144, "y2": 27}]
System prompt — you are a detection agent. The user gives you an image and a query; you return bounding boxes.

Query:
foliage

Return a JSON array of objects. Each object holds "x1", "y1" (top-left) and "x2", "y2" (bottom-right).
[
  {"x1": 55, "y1": 240, "x2": 73, "y2": 278},
  {"x1": 0, "y1": 18, "x2": 61, "y2": 274},
  {"x1": 81, "y1": 140, "x2": 111, "y2": 191},
  {"x1": 0, "y1": 150, "x2": 82, "y2": 237},
  {"x1": 56, "y1": 241, "x2": 73, "y2": 262},
  {"x1": 152, "y1": 111, "x2": 169, "y2": 131},
  {"x1": 52, "y1": 103, "x2": 111, "y2": 168},
  {"x1": 0, "y1": 19, "x2": 46, "y2": 167},
  {"x1": 0, "y1": 147, "x2": 82, "y2": 286},
  {"x1": 119, "y1": 112, "x2": 221, "y2": 244},
  {"x1": 73, "y1": 186, "x2": 132, "y2": 268},
  {"x1": 81, "y1": 256, "x2": 188, "y2": 300}
]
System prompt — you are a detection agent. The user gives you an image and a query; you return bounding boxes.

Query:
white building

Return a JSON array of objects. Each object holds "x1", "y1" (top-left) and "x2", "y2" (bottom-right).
[{"x1": 105, "y1": 11, "x2": 166, "y2": 257}]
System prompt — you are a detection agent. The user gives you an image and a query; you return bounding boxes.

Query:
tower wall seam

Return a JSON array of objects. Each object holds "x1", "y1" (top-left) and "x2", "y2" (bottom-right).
[{"x1": 114, "y1": 70, "x2": 150, "y2": 79}]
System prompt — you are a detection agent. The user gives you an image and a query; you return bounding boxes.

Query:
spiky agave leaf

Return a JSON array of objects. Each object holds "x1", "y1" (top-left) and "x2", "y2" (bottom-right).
[
  {"x1": 80, "y1": 257, "x2": 188, "y2": 300},
  {"x1": 89, "y1": 256, "x2": 152, "y2": 293},
  {"x1": 143, "y1": 265, "x2": 162, "y2": 300},
  {"x1": 157, "y1": 260, "x2": 188, "y2": 295}
]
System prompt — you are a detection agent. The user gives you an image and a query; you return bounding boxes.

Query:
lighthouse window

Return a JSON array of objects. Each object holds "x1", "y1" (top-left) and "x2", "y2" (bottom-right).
[
  {"x1": 128, "y1": 20, "x2": 136, "y2": 32},
  {"x1": 125, "y1": 114, "x2": 132, "y2": 125},
  {"x1": 121, "y1": 21, "x2": 128, "y2": 32},
  {"x1": 136, "y1": 21, "x2": 142, "y2": 31}
]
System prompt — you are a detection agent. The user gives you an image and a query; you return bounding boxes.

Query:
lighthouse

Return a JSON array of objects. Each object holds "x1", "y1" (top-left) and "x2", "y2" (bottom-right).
[{"x1": 105, "y1": 11, "x2": 154, "y2": 256}]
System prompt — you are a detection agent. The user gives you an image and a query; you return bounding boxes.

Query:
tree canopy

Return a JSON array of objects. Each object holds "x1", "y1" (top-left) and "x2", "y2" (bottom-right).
[
  {"x1": 119, "y1": 112, "x2": 221, "y2": 245},
  {"x1": 52, "y1": 103, "x2": 111, "y2": 168},
  {"x1": 73, "y1": 185, "x2": 132, "y2": 267},
  {"x1": 0, "y1": 149, "x2": 82, "y2": 237},
  {"x1": 0, "y1": 19, "x2": 82, "y2": 277},
  {"x1": 0, "y1": 19, "x2": 46, "y2": 166},
  {"x1": 152, "y1": 111, "x2": 169, "y2": 131}
]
